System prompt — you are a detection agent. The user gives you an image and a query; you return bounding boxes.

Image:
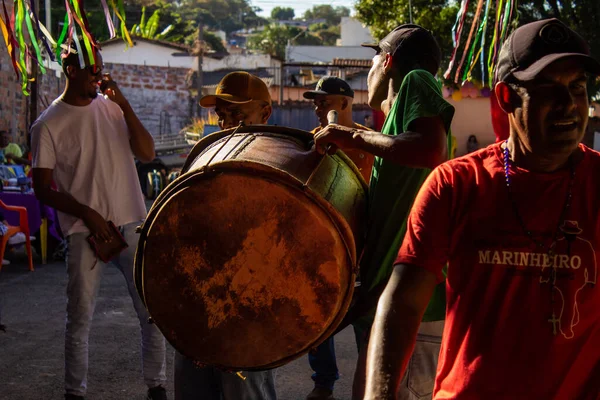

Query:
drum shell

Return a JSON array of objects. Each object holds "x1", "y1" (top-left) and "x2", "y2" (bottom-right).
[{"x1": 135, "y1": 125, "x2": 367, "y2": 370}]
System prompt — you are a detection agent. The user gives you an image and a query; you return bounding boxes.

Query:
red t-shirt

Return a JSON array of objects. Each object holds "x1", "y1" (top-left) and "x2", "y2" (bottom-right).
[{"x1": 396, "y1": 143, "x2": 600, "y2": 400}]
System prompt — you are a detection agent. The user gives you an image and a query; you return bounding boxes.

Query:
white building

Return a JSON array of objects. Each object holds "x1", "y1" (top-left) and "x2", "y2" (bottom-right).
[
  {"x1": 100, "y1": 37, "x2": 194, "y2": 68},
  {"x1": 286, "y1": 45, "x2": 373, "y2": 63},
  {"x1": 100, "y1": 36, "x2": 281, "y2": 72},
  {"x1": 285, "y1": 18, "x2": 376, "y2": 63},
  {"x1": 339, "y1": 17, "x2": 375, "y2": 46}
]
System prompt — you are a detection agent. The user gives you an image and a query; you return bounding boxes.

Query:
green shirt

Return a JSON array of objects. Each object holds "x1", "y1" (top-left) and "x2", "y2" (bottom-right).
[{"x1": 360, "y1": 70, "x2": 454, "y2": 325}]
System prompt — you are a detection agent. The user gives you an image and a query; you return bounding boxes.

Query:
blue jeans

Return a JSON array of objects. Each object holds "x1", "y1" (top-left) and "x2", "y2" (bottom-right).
[
  {"x1": 174, "y1": 351, "x2": 277, "y2": 400},
  {"x1": 64, "y1": 222, "x2": 167, "y2": 396},
  {"x1": 308, "y1": 337, "x2": 339, "y2": 391},
  {"x1": 309, "y1": 326, "x2": 362, "y2": 391}
]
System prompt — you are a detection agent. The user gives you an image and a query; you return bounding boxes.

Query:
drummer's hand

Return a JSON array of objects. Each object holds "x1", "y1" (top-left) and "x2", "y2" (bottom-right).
[{"x1": 313, "y1": 124, "x2": 358, "y2": 155}]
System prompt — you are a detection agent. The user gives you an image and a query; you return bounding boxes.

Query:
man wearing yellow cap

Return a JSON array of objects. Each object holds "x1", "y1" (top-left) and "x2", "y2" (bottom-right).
[{"x1": 173, "y1": 71, "x2": 276, "y2": 400}]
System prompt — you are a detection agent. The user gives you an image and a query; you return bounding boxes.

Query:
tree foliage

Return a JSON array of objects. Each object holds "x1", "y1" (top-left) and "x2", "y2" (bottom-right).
[
  {"x1": 271, "y1": 7, "x2": 295, "y2": 21},
  {"x1": 517, "y1": 0, "x2": 600, "y2": 96},
  {"x1": 303, "y1": 5, "x2": 351, "y2": 26},
  {"x1": 354, "y1": 0, "x2": 457, "y2": 67},
  {"x1": 355, "y1": 0, "x2": 600, "y2": 95},
  {"x1": 40, "y1": 0, "x2": 265, "y2": 46},
  {"x1": 130, "y1": 7, "x2": 175, "y2": 40},
  {"x1": 247, "y1": 25, "x2": 321, "y2": 60}
]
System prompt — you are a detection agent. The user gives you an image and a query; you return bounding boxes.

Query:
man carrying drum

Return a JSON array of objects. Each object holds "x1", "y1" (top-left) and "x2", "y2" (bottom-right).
[
  {"x1": 173, "y1": 71, "x2": 277, "y2": 400},
  {"x1": 303, "y1": 75, "x2": 374, "y2": 400},
  {"x1": 314, "y1": 24, "x2": 455, "y2": 399}
]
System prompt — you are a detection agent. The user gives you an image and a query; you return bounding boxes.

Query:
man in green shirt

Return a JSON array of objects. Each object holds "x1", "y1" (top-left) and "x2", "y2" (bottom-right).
[{"x1": 314, "y1": 24, "x2": 454, "y2": 399}]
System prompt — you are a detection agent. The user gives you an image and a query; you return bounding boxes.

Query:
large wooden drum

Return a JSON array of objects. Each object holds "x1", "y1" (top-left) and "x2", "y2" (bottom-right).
[{"x1": 134, "y1": 125, "x2": 367, "y2": 370}]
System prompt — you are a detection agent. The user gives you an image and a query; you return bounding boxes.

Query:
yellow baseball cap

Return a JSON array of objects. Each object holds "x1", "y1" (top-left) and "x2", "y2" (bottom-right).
[{"x1": 200, "y1": 71, "x2": 272, "y2": 107}]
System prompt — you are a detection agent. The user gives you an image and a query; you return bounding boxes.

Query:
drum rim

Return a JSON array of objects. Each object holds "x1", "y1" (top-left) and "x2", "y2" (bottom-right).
[
  {"x1": 181, "y1": 125, "x2": 314, "y2": 173},
  {"x1": 135, "y1": 162, "x2": 357, "y2": 370},
  {"x1": 181, "y1": 125, "x2": 369, "y2": 192}
]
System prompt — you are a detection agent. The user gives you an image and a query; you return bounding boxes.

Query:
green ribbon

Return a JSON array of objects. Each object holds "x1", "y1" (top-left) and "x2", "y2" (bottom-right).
[{"x1": 23, "y1": 0, "x2": 45, "y2": 74}]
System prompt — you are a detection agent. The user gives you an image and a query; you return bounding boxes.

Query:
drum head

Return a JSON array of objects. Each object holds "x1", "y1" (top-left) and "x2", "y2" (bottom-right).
[{"x1": 139, "y1": 168, "x2": 353, "y2": 370}]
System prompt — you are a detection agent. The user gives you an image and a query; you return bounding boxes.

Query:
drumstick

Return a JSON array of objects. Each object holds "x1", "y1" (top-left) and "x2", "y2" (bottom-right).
[
  {"x1": 327, "y1": 110, "x2": 338, "y2": 125},
  {"x1": 323, "y1": 110, "x2": 339, "y2": 154}
]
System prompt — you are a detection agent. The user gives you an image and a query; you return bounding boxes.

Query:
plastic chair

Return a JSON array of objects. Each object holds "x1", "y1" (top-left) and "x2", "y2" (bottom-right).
[{"x1": 0, "y1": 199, "x2": 34, "y2": 271}]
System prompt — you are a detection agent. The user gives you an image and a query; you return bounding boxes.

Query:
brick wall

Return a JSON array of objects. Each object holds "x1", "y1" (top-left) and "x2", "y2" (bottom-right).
[
  {"x1": 1, "y1": 54, "x2": 193, "y2": 144},
  {"x1": 106, "y1": 63, "x2": 193, "y2": 135},
  {"x1": 0, "y1": 46, "x2": 28, "y2": 144}
]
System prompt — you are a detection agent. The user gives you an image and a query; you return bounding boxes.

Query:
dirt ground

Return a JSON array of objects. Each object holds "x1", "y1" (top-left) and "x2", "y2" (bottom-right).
[{"x1": 0, "y1": 251, "x2": 358, "y2": 400}]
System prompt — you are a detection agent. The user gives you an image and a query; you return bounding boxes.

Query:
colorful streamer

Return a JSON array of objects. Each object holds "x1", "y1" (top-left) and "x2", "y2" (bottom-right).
[
  {"x1": 444, "y1": 0, "x2": 518, "y2": 89},
  {"x1": 454, "y1": 0, "x2": 485, "y2": 83},
  {"x1": 28, "y1": 0, "x2": 53, "y2": 61},
  {"x1": 23, "y1": 1, "x2": 46, "y2": 74},
  {"x1": 99, "y1": 0, "x2": 116, "y2": 38},
  {"x1": 109, "y1": 0, "x2": 133, "y2": 47},
  {"x1": 0, "y1": 0, "x2": 131, "y2": 95},
  {"x1": 1, "y1": 0, "x2": 21, "y2": 77},
  {"x1": 15, "y1": 0, "x2": 30, "y2": 93},
  {"x1": 443, "y1": 0, "x2": 470, "y2": 79}
]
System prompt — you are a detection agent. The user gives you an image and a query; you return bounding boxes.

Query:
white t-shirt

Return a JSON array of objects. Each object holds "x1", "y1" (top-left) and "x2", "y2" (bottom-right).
[{"x1": 31, "y1": 95, "x2": 147, "y2": 236}]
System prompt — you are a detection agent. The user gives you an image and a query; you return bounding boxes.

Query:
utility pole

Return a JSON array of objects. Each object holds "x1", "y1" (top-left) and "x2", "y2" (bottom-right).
[
  {"x1": 196, "y1": 23, "x2": 203, "y2": 117},
  {"x1": 45, "y1": 0, "x2": 50, "y2": 32}
]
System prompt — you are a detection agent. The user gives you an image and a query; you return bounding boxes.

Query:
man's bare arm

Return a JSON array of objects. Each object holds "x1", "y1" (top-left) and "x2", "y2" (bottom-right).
[
  {"x1": 364, "y1": 263, "x2": 438, "y2": 400},
  {"x1": 314, "y1": 116, "x2": 448, "y2": 169},
  {"x1": 100, "y1": 74, "x2": 155, "y2": 163},
  {"x1": 33, "y1": 168, "x2": 112, "y2": 240}
]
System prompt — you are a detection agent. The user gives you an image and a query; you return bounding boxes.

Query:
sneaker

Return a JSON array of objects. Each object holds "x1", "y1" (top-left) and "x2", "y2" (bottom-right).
[
  {"x1": 147, "y1": 385, "x2": 168, "y2": 400},
  {"x1": 7, "y1": 232, "x2": 26, "y2": 246},
  {"x1": 64, "y1": 394, "x2": 85, "y2": 400},
  {"x1": 306, "y1": 387, "x2": 334, "y2": 400}
]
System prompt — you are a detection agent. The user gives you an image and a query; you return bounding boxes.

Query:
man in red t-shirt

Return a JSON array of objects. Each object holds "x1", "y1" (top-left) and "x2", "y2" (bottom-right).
[{"x1": 364, "y1": 18, "x2": 600, "y2": 400}]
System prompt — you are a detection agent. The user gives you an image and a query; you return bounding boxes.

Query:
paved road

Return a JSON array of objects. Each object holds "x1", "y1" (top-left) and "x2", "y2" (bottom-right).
[{"x1": 0, "y1": 256, "x2": 358, "y2": 400}]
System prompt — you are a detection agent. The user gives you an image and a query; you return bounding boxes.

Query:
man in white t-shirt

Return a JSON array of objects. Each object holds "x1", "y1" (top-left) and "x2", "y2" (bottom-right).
[{"x1": 31, "y1": 48, "x2": 167, "y2": 400}]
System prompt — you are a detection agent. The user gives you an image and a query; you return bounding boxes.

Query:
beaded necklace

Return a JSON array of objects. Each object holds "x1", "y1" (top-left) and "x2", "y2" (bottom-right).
[{"x1": 502, "y1": 140, "x2": 576, "y2": 335}]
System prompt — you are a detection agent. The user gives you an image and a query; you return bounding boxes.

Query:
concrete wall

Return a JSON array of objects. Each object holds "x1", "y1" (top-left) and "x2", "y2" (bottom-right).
[
  {"x1": 447, "y1": 97, "x2": 495, "y2": 156},
  {"x1": 286, "y1": 45, "x2": 374, "y2": 63}
]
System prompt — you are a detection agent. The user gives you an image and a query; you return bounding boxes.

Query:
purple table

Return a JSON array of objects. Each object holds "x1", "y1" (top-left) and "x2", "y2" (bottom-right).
[{"x1": 0, "y1": 191, "x2": 62, "y2": 263}]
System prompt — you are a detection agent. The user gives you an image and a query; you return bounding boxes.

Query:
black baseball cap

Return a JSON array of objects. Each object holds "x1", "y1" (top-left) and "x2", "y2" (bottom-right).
[
  {"x1": 303, "y1": 76, "x2": 354, "y2": 99},
  {"x1": 495, "y1": 18, "x2": 600, "y2": 82},
  {"x1": 361, "y1": 24, "x2": 441, "y2": 72}
]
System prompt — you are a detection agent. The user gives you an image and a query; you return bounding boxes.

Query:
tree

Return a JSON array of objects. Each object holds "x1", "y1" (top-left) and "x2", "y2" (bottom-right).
[
  {"x1": 355, "y1": 0, "x2": 600, "y2": 95},
  {"x1": 247, "y1": 24, "x2": 321, "y2": 59},
  {"x1": 177, "y1": 0, "x2": 266, "y2": 34},
  {"x1": 308, "y1": 24, "x2": 340, "y2": 46},
  {"x1": 271, "y1": 7, "x2": 295, "y2": 21},
  {"x1": 303, "y1": 5, "x2": 350, "y2": 26},
  {"x1": 130, "y1": 6, "x2": 176, "y2": 40},
  {"x1": 355, "y1": 0, "x2": 457, "y2": 67}
]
